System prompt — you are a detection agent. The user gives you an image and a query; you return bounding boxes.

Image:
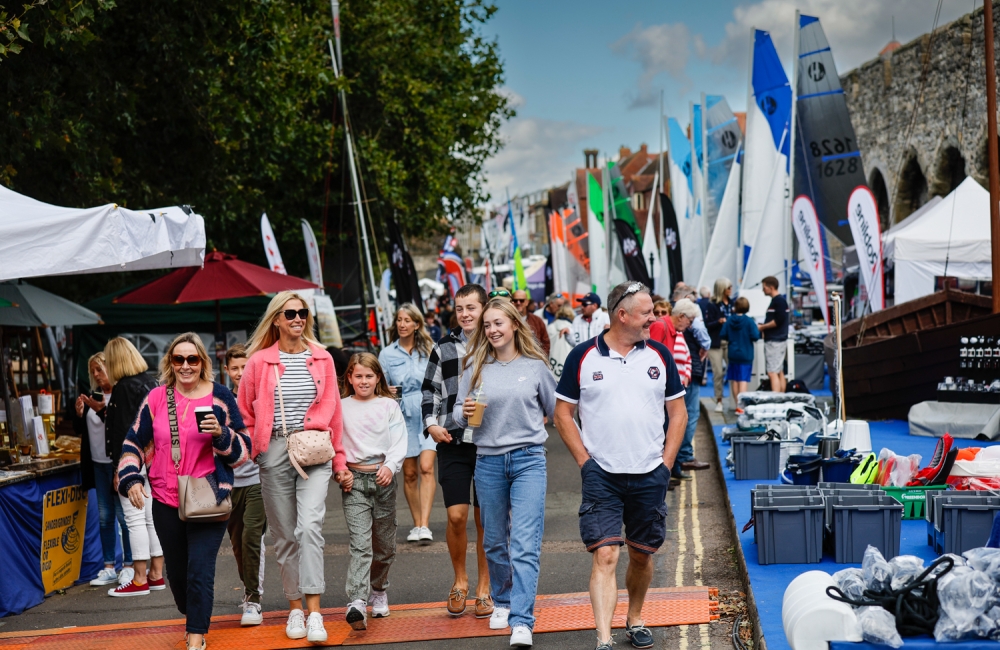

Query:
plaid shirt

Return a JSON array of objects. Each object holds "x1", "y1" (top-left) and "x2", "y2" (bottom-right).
[{"x1": 421, "y1": 327, "x2": 468, "y2": 445}]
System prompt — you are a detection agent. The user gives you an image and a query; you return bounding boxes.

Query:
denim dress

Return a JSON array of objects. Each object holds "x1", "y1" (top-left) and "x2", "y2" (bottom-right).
[{"x1": 378, "y1": 341, "x2": 433, "y2": 458}]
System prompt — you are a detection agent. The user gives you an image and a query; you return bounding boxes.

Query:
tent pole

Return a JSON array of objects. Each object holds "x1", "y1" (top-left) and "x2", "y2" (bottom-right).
[
  {"x1": 0, "y1": 327, "x2": 13, "y2": 449},
  {"x1": 985, "y1": 0, "x2": 1000, "y2": 314}
]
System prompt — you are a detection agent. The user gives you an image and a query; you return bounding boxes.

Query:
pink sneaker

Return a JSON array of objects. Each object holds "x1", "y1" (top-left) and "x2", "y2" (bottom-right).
[
  {"x1": 147, "y1": 577, "x2": 166, "y2": 591},
  {"x1": 108, "y1": 580, "x2": 150, "y2": 597}
]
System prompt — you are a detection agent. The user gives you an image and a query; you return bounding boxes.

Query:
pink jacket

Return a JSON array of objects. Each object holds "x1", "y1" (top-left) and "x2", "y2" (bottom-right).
[{"x1": 237, "y1": 341, "x2": 347, "y2": 473}]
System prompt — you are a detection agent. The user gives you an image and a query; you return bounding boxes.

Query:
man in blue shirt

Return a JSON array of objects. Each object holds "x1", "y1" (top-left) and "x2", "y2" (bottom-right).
[{"x1": 758, "y1": 276, "x2": 789, "y2": 393}]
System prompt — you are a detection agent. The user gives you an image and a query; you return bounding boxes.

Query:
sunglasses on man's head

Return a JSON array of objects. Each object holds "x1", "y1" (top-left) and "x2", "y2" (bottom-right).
[
  {"x1": 282, "y1": 308, "x2": 310, "y2": 321},
  {"x1": 487, "y1": 289, "x2": 511, "y2": 299},
  {"x1": 171, "y1": 355, "x2": 202, "y2": 367}
]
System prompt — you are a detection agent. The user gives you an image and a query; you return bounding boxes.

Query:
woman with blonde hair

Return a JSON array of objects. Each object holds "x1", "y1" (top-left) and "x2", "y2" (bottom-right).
[
  {"x1": 453, "y1": 298, "x2": 556, "y2": 647},
  {"x1": 103, "y1": 337, "x2": 164, "y2": 597},
  {"x1": 117, "y1": 332, "x2": 250, "y2": 650},
  {"x1": 378, "y1": 303, "x2": 436, "y2": 543},
  {"x1": 706, "y1": 277, "x2": 734, "y2": 412},
  {"x1": 238, "y1": 291, "x2": 346, "y2": 643},
  {"x1": 76, "y1": 352, "x2": 133, "y2": 587}
]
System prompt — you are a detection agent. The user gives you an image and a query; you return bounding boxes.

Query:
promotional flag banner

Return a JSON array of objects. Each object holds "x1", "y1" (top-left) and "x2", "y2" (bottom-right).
[
  {"x1": 668, "y1": 117, "x2": 704, "y2": 283},
  {"x1": 658, "y1": 192, "x2": 684, "y2": 287},
  {"x1": 301, "y1": 219, "x2": 324, "y2": 287},
  {"x1": 847, "y1": 186, "x2": 885, "y2": 312},
  {"x1": 507, "y1": 197, "x2": 530, "y2": 299},
  {"x1": 385, "y1": 213, "x2": 423, "y2": 312},
  {"x1": 260, "y1": 213, "x2": 287, "y2": 274},
  {"x1": 586, "y1": 172, "x2": 609, "y2": 300},
  {"x1": 608, "y1": 163, "x2": 651, "y2": 286},
  {"x1": 642, "y1": 172, "x2": 663, "y2": 289},
  {"x1": 791, "y1": 196, "x2": 830, "y2": 325}
]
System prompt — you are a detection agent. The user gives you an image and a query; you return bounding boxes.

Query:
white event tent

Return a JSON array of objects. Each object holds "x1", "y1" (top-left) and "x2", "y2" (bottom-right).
[
  {"x1": 0, "y1": 184, "x2": 206, "y2": 282},
  {"x1": 887, "y1": 176, "x2": 993, "y2": 304}
]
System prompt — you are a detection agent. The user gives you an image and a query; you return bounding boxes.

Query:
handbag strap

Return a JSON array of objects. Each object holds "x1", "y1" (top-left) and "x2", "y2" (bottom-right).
[
  {"x1": 166, "y1": 387, "x2": 181, "y2": 471},
  {"x1": 273, "y1": 365, "x2": 288, "y2": 437}
]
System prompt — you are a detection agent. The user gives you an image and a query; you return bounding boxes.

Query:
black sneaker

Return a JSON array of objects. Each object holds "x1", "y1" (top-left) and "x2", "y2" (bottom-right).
[
  {"x1": 625, "y1": 621, "x2": 654, "y2": 649},
  {"x1": 346, "y1": 599, "x2": 367, "y2": 630}
]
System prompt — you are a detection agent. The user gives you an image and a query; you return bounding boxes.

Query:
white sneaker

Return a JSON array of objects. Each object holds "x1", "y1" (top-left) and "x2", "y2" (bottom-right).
[
  {"x1": 306, "y1": 612, "x2": 328, "y2": 643},
  {"x1": 714, "y1": 401, "x2": 723, "y2": 413},
  {"x1": 370, "y1": 589, "x2": 390, "y2": 618},
  {"x1": 407, "y1": 527, "x2": 421, "y2": 542},
  {"x1": 490, "y1": 606, "x2": 510, "y2": 630},
  {"x1": 346, "y1": 599, "x2": 367, "y2": 630},
  {"x1": 510, "y1": 625, "x2": 533, "y2": 647},
  {"x1": 418, "y1": 526, "x2": 433, "y2": 542},
  {"x1": 118, "y1": 566, "x2": 135, "y2": 585},
  {"x1": 90, "y1": 567, "x2": 118, "y2": 586},
  {"x1": 286, "y1": 608, "x2": 307, "y2": 640},
  {"x1": 241, "y1": 601, "x2": 263, "y2": 627}
]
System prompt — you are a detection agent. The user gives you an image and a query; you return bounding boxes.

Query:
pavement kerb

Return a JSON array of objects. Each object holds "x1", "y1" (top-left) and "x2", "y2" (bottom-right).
[{"x1": 703, "y1": 400, "x2": 767, "y2": 650}]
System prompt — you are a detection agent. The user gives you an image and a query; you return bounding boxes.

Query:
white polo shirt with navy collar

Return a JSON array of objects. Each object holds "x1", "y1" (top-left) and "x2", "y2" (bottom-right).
[{"x1": 556, "y1": 331, "x2": 685, "y2": 475}]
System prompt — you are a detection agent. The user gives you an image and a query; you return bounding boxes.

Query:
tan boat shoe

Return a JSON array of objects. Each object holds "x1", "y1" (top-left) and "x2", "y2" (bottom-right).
[{"x1": 447, "y1": 587, "x2": 468, "y2": 616}]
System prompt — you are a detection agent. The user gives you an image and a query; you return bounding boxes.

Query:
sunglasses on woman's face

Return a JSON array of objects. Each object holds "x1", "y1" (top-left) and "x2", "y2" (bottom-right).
[
  {"x1": 283, "y1": 308, "x2": 309, "y2": 321},
  {"x1": 171, "y1": 355, "x2": 202, "y2": 367}
]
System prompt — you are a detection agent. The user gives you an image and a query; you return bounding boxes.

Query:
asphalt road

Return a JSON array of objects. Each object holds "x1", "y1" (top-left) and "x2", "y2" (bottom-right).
[{"x1": 0, "y1": 399, "x2": 747, "y2": 649}]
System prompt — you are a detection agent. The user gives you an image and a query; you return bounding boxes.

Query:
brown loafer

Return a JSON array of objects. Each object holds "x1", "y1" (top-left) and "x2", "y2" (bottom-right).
[
  {"x1": 474, "y1": 595, "x2": 494, "y2": 618},
  {"x1": 681, "y1": 460, "x2": 711, "y2": 471},
  {"x1": 669, "y1": 477, "x2": 682, "y2": 487},
  {"x1": 447, "y1": 588, "x2": 468, "y2": 616}
]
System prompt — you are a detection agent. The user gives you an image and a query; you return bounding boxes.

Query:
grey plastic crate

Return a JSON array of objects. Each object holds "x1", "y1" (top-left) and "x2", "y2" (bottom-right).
[
  {"x1": 820, "y1": 489, "x2": 884, "y2": 528},
  {"x1": 732, "y1": 437, "x2": 781, "y2": 480},
  {"x1": 934, "y1": 495, "x2": 1000, "y2": 555},
  {"x1": 925, "y1": 489, "x2": 962, "y2": 545},
  {"x1": 753, "y1": 495, "x2": 825, "y2": 565},
  {"x1": 818, "y1": 482, "x2": 879, "y2": 492},
  {"x1": 828, "y1": 494, "x2": 903, "y2": 563},
  {"x1": 749, "y1": 487, "x2": 821, "y2": 544}
]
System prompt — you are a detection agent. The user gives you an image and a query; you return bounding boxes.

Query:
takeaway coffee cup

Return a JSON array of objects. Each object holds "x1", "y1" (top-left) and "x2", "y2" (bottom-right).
[
  {"x1": 194, "y1": 407, "x2": 214, "y2": 433},
  {"x1": 468, "y1": 389, "x2": 487, "y2": 428}
]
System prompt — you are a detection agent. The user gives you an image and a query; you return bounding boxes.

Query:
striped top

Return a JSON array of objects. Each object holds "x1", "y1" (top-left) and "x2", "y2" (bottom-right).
[
  {"x1": 674, "y1": 333, "x2": 692, "y2": 386},
  {"x1": 274, "y1": 349, "x2": 317, "y2": 434}
]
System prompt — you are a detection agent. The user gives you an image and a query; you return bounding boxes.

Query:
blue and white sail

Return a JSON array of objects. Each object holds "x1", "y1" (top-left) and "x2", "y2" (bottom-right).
[
  {"x1": 740, "y1": 28, "x2": 792, "y2": 293},
  {"x1": 702, "y1": 95, "x2": 742, "y2": 235},
  {"x1": 690, "y1": 102, "x2": 707, "y2": 281},
  {"x1": 668, "y1": 116, "x2": 703, "y2": 285},
  {"x1": 794, "y1": 13, "x2": 863, "y2": 246},
  {"x1": 698, "y1": 147, "x2": 742, "y2": 289}
]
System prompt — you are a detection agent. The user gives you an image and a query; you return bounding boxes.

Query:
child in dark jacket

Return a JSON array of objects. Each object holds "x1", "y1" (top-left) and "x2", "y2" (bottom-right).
[{"x1": 720, "y1": 296, "x2": 760, "y2": 407}]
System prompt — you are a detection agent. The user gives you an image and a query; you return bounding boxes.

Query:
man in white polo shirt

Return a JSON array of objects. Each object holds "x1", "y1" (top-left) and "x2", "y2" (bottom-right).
[{"x1": 554, "y1": 281, "x2": 687, "y2": 650}]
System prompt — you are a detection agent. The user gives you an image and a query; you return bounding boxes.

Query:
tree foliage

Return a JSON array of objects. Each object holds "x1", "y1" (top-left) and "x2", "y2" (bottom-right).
[{"x1": 0, "y1": 0, "x2": 510, "y2": 295}]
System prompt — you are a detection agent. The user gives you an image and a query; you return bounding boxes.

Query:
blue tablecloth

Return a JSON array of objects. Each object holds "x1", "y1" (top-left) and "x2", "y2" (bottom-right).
[
  {"x1": 714, "y1": 420, "x2": 997, "y2": 650},
  {"x1": 0, "y1": 468, "x2": 103, "y2": 617}
]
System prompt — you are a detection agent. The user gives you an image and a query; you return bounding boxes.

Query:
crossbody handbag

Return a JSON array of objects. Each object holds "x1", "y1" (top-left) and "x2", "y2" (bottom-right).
[
  {"x1": 274, "y1": 365, "x2": 335, "y2": 480},
  {"x1": 166, "y1": 387, "x2": 232, "y2": 522}
]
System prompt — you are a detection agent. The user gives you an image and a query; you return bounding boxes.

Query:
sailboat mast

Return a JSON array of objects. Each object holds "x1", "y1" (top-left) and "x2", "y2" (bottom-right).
[
  {"x1": 700, "y1": 92, "x2": 710, "y2": 266},
  {"x1": 788, "y1": 11, "x2": 800, "y2": 298},
  {"x1": 328, "y1": 2, "x2": 385, "y2": 347},
  {"x1": 985, "y1": 0, "x2": 1000, "y2": 314},
  {"x1": 739, "y1": 27, "x2": 755, "y2": 286}
]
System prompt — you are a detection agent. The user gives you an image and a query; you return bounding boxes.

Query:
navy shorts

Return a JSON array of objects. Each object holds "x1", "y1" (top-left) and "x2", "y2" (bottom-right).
[
  {"x1": 578, "y1": 459, "x2": 670, "y2": 554},
  {"x1": 726, "y1": 362, "x2": 752, "y2": 382}
]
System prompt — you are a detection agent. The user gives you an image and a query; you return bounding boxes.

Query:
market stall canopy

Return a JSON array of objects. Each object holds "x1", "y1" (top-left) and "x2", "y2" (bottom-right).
[
  {"x1": 0, "y1": 297, "x2": 13, "y2": 308},
  {"x1": 0, "y1": 184, "x2": 205, "y2": 282},
  {"x1": 115, "y1": 251, "x2": 317, "y2": 304},
  {"x1": 888, "y1": 177, "x2": 993, "y2": 304},
  {"x1": 0, "y1": 282, "x2": 101, "y2": 327}
]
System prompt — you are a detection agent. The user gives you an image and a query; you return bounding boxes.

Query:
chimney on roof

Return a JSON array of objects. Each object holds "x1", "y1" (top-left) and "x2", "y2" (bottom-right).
[
  {"x1": 584, "y1": 149, "x2": 598, "y2": 168},
  {"x1": 619, "y1": 146, "x2": 632, "y2": 160},
  {"x1": 640, "y1": 144, "x2": 648, "y2": 156}
]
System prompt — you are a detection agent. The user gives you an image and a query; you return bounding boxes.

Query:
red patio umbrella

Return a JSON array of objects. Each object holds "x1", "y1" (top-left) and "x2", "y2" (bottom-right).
[{"x1": 115, "y1": 251, "x2": 318, "y2": 333}]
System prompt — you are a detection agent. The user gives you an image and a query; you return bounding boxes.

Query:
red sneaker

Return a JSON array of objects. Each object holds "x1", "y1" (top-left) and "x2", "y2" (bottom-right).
[
  {"x1": 147, "y1": 577, "x2": 166, "y2": 591},
  {"x1": 108, "y1": 580, "x2": 150, "y2": 597}
]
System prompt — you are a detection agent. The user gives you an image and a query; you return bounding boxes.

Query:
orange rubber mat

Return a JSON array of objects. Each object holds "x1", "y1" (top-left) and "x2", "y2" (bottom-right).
[{"x1": 0, "y1": 587, "x2": 718, "y2": 649}]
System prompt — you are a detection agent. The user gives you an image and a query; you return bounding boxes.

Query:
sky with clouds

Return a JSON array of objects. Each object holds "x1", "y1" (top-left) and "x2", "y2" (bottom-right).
[{"x1": 481, "y1": 0, "x2": 976, "y2": 203}]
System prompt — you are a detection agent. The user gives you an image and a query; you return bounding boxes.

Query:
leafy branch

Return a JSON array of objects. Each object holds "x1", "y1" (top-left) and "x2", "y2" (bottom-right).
[{"x1": 0, "y1": 0, "x2": 45, "y2": 60}]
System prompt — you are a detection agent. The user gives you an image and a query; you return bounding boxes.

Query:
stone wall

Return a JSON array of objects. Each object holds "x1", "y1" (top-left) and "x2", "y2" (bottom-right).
[{"x1": 842, "y1": 1, "x2": 998, "y2": 227}]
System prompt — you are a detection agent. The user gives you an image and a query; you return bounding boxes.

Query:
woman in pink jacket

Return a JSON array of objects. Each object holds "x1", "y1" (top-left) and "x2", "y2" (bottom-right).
[{"x1": 238, "y1": 291, "x2": 347, "y2": 644}]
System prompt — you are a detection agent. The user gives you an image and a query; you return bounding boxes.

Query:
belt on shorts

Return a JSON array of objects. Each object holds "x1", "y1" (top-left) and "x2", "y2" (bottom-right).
[
  {"x1": 347, "y1": 462, "x2": 383, "y2": 472},
  {"x1": 271, "y1": 429, "x2": 303, "y2": 440}
]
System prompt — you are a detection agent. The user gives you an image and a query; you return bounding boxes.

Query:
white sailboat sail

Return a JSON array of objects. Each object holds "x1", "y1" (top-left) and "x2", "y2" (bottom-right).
[
  {"x1": 586, "y1": 172, "x2": 610, "y2": 300},
  {"x1": 740, "y1": 28, "x2": 792, "y2": 295},
  {"x1": 698, "y1": 147, "x2": 742, "y2": 289},
  {"x1": 668, "y1": 117, "x2": 702, "y2": 285},
  {"x1": 642, "y1": 171, "x2": 663, "y2": 288}
]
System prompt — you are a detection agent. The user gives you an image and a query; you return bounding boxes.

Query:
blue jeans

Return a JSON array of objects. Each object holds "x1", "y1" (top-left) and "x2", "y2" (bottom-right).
[
  {"x1": 92, "y1": 462, "x2": 131, "y2": 566},
  {"x1": 675, "y1": 383, "x2": 700, "y2": 466},
  {"x1": 475, "y1": 445, "x2": 547, "y2": 631}
]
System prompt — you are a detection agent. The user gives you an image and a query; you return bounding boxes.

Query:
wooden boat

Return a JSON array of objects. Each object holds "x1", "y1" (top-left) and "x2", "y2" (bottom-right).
[{"x1": 832, "y1": 290, "x2": 998, "y2": 420}]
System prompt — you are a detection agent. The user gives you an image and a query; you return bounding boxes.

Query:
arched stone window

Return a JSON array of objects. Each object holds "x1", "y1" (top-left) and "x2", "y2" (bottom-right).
[
  {"x1": 869, "y1": 168, "x2": 891, "y2": 231},
  {"x1": 894, "y1": 154, "x2": 927, "y2": 223},
  {"x1": 931, "y1": 146, "x2": 966, "y2": 197}
]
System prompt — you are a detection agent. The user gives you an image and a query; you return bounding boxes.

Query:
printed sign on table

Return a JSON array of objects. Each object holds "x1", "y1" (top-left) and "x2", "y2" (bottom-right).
[{"x1": 41, "y1": 485, "x2": 88, "y2": 593}]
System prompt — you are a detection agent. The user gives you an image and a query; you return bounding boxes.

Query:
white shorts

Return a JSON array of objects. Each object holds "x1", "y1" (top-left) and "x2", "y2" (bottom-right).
[{"x1": 764, "y1": 340, "x2": 787, "y2": 374}]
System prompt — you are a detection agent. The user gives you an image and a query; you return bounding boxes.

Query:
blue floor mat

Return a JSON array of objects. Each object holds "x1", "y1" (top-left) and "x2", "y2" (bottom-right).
[{"x1": 713, "y1": 420, "x2": 996, "y2": 649}]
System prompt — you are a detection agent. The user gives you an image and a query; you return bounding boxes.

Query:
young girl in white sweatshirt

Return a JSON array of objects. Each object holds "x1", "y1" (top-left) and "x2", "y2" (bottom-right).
[{"x1": 339, "y1": 353, "x2": 407, "y2": 631}]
